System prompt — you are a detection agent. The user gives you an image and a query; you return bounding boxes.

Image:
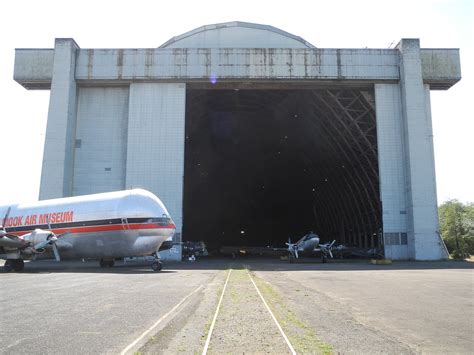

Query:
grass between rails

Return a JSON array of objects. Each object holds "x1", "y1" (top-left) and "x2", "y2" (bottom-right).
[
  {"x1": 229, "y1": 268, "x2": 249, "y2": 303},
  {"x1": 200, "y1": 268, "x2": 233, "y2": 349},
  {"x1": 138, "y1": 266, "x2": 332, "y2": 354},
  {"x1": 249, "y1": 269, "x2": 334, "y2": 355}
]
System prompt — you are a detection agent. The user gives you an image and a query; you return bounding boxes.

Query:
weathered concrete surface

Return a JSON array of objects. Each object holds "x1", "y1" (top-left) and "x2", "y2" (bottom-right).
[
  {"x1": 14, "y1": 47, "x2": 460, "y2": 88},
  {"x1": 421, "y1": 49, "x2": 462, "y2": 89},
  {"x1": 1, "y1": 259, "x2": 472, "y2": 354},
  {"x1": 248, "y1": 259, "x2": 474, "y2": 354},
  {"x1": 0, "y1": 260, "x2": 221, "y2": 354},
  {"x1": 13, "y1": 49, "x2": 54, "y2": 89}
]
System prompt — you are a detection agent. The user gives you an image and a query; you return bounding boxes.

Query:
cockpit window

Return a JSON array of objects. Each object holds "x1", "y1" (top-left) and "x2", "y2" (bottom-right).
[
  {"x1": 304, "y1": 233, "x2": 317, "y2": 241},
  {"x1": 148, "y1": 216, "x2": 172, "y2": 225}
]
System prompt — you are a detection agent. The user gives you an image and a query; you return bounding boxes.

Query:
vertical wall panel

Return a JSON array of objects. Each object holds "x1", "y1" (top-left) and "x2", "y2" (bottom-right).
[
  {"x1": 126, "y1": 83, "x2": 186, "y2": 235},
  {"x1": 73, "y1": 87, "x2": 129, "y2": 195},
  {"x1": 375, "y1": 84, "x2": 408, "y2": 259}
]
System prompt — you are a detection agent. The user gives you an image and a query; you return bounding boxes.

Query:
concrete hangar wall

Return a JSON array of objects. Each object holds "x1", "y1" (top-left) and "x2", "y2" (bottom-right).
[{"x1": 14, "y1": 22, "x2": 461, "y2": 260}]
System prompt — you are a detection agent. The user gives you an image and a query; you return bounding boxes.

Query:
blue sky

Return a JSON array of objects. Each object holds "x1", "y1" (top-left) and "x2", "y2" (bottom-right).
[{"x1": 0, "y1": 0, "x2": 472, "y2": 204}]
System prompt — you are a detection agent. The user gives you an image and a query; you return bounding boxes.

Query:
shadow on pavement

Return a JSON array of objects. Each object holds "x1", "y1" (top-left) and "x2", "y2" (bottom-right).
[
  {"x1": 2, "y1": 257, "x2": 472, "y2": 274},
  {"x1": 177, "y1": 256, "x2": 474, "y2": 271},
  {"x1": 1, "y1": 260, "x2": 178, "y2": 274}
]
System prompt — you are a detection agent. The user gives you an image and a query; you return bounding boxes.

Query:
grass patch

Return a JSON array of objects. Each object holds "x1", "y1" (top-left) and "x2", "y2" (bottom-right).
[
  {"x1": 229, "y1": 269, "x2": 248, "y2": 303},
  {"x1": 250, "y1": 270, "x2": 333, "y2": 355},
  {"x1": 201, "y1": 268, "x2": 233, "y2": 344}
]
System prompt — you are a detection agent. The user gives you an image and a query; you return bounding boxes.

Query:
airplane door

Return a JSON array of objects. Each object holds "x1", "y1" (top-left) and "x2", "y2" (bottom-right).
[{"x1": 121, "y1": 218, "x2": 130, "y2": 230}]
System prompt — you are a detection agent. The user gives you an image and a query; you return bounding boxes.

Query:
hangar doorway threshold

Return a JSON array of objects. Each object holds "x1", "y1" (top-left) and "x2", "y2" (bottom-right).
[{"x1": 182, "y1": 87, "x2": 381, "y2": 254}]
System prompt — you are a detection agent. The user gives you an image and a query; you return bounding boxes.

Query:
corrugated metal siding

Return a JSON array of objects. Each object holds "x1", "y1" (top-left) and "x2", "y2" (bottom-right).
[
  {"x1": 73, "y1": 87, "x2": 129, "y2": 195},
  {"x1": 126, "y1": 83, "x2": 186, "y2": 233}
]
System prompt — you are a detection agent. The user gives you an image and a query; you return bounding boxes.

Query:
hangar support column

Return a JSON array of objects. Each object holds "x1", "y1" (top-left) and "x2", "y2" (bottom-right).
[
  {"x1": 126, "y1": 83, "x2": 186, "y2": 258},
  {"x1": 375, "y1": 84, "x2": 409, "y2": 259},
  {"x1": 39, "y1": 39, "x2": 79, "y2": 200},
  {"x1": 397, "y1": 39, "x2": 448, "y2": 260}
]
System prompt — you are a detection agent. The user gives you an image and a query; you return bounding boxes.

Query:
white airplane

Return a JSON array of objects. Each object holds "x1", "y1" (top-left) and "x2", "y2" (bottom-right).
[
  {"x1": 286, "y1": 231, "x2": 336, "y2": 263},
  {"x1": 0, "y1": 189, "x2": 175, "y2": 272}
]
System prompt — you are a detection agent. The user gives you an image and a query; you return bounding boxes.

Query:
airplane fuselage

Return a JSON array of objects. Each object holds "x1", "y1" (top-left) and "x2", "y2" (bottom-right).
[
  {"x1": 0, "y1": 189, "x2": 176, "y2": 261},
  {"x1": 297, "y1": 235, "x2": 320, "y2": 253}
]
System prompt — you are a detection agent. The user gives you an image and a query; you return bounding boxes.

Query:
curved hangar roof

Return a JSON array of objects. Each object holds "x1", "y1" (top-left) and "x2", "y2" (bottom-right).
[{"x1": 159, "y1": 21, "x2": 316, "y2": 49}]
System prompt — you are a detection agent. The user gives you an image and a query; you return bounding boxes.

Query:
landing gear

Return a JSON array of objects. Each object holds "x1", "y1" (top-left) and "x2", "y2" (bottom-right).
[
  {"x1": 288, "y1": 253, "x2": 296, "y2": 263},
  {"x1": 13, "y1": 259, "x2": 24, "y2": 271},
  {"x1": 99, "y1": 259, "x2": 115, "y2": 268},
  {"x1": 151, "y1": 261, "x2": 162, "y2": 272},
  {"x1": 4, "y1": 259, "x2": 13, "y2": 272},
  {"x1": 151, "y1": 253, "x2": 162, "y2": 272},
  {"x1": 321, "y1": 254, "x2": 327, "y2": 263},
  {"x1": 3, "y1": 259, "x2": 24, "y2": 272}
]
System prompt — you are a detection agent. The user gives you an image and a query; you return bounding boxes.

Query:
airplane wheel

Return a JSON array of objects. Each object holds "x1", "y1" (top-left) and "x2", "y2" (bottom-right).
[
  {"x1": 322, "y1": 256, "x2": 327, "y2": 263},
  {"x1": 99, "y1": 259, "x2": 107, "y2": 268},
  {"x1": 4, "y1": 260, "x2": 13, "y2": 272},
  {"x1": 13, "y1": 259, "x2": 24, "y2": 272},
  {"x1": 289, "y1": 254, "x2": 295, "y2": 263},
  {"x1": 100, "y1": 259, "x2": 115, "y2": 268},
  {"x1": 151, "y1": 261, "x2": 162, "y2": 272}
]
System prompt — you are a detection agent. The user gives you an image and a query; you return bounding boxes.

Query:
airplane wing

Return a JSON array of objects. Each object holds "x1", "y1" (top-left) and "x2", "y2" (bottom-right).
[{"x1": 220, "y1": 245, "x2": 289, "y2": 257}]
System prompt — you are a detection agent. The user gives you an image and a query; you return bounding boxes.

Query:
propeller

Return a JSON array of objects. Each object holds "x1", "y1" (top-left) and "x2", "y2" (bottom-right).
[
  {"x1": 285, "y1": 237, "x2": 299, "y2": 259},
  {"x1": 33, "y1": 233, "x2": 57, "y2": 250},
  {"x1": 52, "y1": 242, "x2": 61, "y2": 261},
  {"x1": 1, "y1": 208, "x2": 67, "y2": 261},
  {"x1": 46, "y1": 215, "x2": 60, "y2": 261},
  {"x1": 31, "y1": 216, "x2": 69, "y2": 261},
  {"x1": 320, "y1": 240, "x2": 336, "y2": 258},
  {"x1": 0, "y1": 207, "x2": 11, "y2": 235},
  {"x1": 0, "y1": 207, "x2": 29, "y2": 248},
  {"x1": 32, "y1": 231, "x2": 69, "y2": 261}
]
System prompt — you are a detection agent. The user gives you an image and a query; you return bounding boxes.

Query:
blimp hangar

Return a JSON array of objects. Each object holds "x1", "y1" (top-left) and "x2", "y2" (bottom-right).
[{"x1": 14, "y1": 22, "x2": 461, "y2": 260}]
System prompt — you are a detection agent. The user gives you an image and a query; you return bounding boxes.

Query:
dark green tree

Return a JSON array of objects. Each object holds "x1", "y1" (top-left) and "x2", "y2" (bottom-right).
[{"x1": 438, "y1": 200, "x2": 474, "y2": 258}]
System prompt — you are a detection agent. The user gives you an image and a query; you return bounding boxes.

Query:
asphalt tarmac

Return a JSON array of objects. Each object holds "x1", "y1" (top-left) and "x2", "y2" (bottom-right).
[
  {"x1": 0, "y1": 259, "x2": 221, "y2": 354},
  {"x1": 1, "y1": 258, "x2": 473, "y2": 354},
  {"x1": 248, "y1": 259, "x2": 474, "y2": 354}
]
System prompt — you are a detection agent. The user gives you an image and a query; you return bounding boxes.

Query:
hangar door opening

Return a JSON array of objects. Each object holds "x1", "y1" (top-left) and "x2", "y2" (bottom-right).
[{"x1": 183, "y1": 88, "x2": 381, "y2": 251}]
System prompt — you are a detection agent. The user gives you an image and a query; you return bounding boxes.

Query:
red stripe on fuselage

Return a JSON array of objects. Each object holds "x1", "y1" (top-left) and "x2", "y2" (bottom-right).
[{"x1": 11, "y1": 222, "x2": 176, "y2": 237}]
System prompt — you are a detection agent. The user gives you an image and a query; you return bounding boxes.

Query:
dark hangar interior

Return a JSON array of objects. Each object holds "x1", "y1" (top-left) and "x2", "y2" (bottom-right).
[{"x1": 183, "y1": 87, "x2": 380, "y2": 250}]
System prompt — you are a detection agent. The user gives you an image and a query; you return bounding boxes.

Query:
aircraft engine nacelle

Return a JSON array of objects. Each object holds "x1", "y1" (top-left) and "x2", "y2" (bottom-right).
[
  {"x1": 22, "y1": 229, "x2": 55, "y2": 247},
  {"x1": 0, "y1": 235, "x2": 25, "y2": 248}
]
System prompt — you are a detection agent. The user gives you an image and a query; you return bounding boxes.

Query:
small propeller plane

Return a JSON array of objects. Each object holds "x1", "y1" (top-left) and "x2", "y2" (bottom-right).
[
  {"x1": 286, "y1": 231, "x2": 336, "y2": 263},
  {"x1": 0, "y1": 189, "x2": 176, "y2": 272}
]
